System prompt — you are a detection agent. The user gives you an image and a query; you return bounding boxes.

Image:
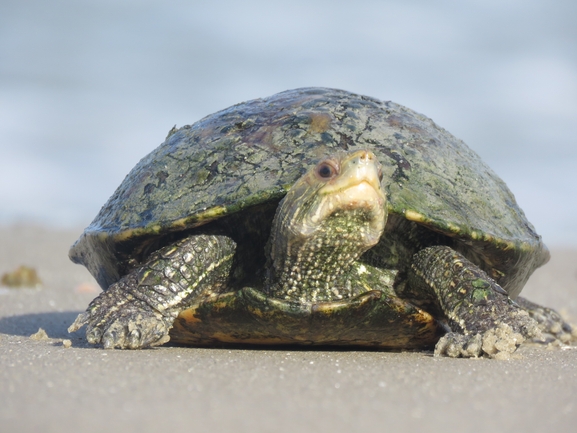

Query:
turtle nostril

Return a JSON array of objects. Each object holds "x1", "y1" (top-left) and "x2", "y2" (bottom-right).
[{"x1": 358, "y1": 150, "x2": 373, "y2": 163}]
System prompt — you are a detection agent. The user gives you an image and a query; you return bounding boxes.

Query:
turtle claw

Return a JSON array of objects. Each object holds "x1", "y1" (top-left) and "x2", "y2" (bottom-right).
[
  {"x1": 81, "y1": 313, "x2": 172, "y2": 349},
  {"x1": 68, "y1": 281, "x2": 174, "y2": 349},
  {"x1": 435, "y1": 321, "x2": 539, "y2": 359},
  {"x1": 102, "y1": 329, "x2": 121, "y2": 350},
  {"x1": 127, "y1": 328, "x2": 142, "y2": 349},
  {"x1": 87, "y1": 327, "x2": 103, "y2": 345},
  {"x1": 68, "y1": 312, "x2": 90, "y2": 334},
  {"x1": 434, "y1": 333, "x2": 483, "y2": 358}
]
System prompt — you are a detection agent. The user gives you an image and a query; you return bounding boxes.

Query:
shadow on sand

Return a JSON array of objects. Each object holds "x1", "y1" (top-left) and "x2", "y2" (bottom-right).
[{"x1": 0, "y1": 311, "x2": 81, "y2": 340}]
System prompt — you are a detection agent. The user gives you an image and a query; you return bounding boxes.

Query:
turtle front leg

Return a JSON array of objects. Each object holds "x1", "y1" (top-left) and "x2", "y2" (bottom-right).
[
  {"x1": 69, "y1": 234, "x2": 236, "y2": 349},
  {"x1": 406, "y1": 246, "x2": 541, "y2": 359}
]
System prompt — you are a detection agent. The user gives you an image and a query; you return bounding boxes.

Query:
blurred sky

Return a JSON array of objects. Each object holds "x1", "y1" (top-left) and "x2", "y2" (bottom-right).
[{"x1": 1, "y1": 0, "x2": 576, "y2": 246}]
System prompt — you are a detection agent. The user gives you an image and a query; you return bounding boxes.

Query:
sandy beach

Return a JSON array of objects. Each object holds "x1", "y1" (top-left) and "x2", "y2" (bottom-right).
[{"x1": 1, "y1": 225, "x2": 576, "y2": 433}]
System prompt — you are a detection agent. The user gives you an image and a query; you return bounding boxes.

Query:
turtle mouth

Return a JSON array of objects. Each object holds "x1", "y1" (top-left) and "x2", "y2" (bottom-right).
[
  {"x1": 342, "y1": 180, "x2": 383, "y2": 205},
  {"x1": 323, "y1": 180, "x2": 384, "y2": 214},
  {"x1": 304, "y1": 179, "x2": 386, "y2": 247}
]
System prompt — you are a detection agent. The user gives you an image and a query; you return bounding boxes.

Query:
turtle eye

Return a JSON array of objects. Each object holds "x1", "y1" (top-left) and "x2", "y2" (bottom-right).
[{"x1": 316, "y1": 161, "x2": 338, "y2": 179}]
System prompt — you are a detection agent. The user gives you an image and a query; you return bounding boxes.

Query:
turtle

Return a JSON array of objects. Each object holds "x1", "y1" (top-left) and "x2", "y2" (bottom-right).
[{"x1": 68, "y1": 87, "x2": 574, "y2": 358}]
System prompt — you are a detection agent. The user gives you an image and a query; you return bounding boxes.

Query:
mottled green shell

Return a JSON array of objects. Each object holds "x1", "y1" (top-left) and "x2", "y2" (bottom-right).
[{"x1": 70, "y1": 87, "x2": 548, "y2": 296}]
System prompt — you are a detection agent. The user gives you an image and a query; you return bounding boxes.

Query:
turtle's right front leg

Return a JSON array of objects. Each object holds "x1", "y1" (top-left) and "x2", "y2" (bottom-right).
[
  {"x1": 406, "y1": 246, "x2": 542, "y2": 358},
  {"x1": 68, "y1": 234, "x2": 236, "y2": 349}
]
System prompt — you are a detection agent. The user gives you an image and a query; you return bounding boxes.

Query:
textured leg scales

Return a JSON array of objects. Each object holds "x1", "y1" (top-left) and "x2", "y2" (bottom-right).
[
  {"x1": 408, "y1": 246, "x2": 541, "y2": 359},
  {"x1": 69, "y1": 234, "x2": 236, "y2": 349}
]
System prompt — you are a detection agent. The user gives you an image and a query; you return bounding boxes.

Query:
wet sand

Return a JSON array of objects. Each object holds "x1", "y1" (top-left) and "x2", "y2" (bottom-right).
[{"x1": 1, "y1": 225, "x2": 576, "y2": 433}]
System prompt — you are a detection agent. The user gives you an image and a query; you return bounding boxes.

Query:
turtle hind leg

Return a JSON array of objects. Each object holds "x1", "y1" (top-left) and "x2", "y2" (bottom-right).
[
  {"x1": 69, "y1": 234, "x2": 236, "y2": 349},
  {"x1": 514, "y1": 296, "x2": 577, "y2": 344},
  {"x1": 406, "y1": 246, "x2": 541, "y2": 359}
]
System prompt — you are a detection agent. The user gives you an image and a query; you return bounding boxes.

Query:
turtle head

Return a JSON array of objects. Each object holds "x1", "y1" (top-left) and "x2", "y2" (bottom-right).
[
  {"x1": 267, "y1": 149, "x2": 387, "y2": 302},
  {"x1": 277, "y1": 149, "x2": 386, "y2": 246}
]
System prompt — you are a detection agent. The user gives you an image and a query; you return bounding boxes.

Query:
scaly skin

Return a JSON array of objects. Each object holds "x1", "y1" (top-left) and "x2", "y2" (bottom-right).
[
  {"x1": 265, "y1": 150, "x2": 386, "y2": 302},
  {"x1": 407, "y1": 246, "x2": 542, "y2": 358},
  {"x1": 68, "y1": 235, "x2": 236, "y2": 349}
]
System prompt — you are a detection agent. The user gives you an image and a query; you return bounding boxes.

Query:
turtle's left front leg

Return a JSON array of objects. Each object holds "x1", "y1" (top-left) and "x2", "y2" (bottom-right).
[
  {"x1": 69, "y1": 234, "x2": 236, "y2": 349},
  {"x1": 405, "y1": 246, "x2": 541, "y2": 359}
]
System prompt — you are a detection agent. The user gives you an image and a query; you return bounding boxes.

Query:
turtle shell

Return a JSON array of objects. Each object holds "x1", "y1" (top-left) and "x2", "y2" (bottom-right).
[
  {"x1": 70, "y1": 87, "x2": 548, "y2": 297},
  {"x1": 169, "y1": 288, "x2": 447, "y2": 349}
]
